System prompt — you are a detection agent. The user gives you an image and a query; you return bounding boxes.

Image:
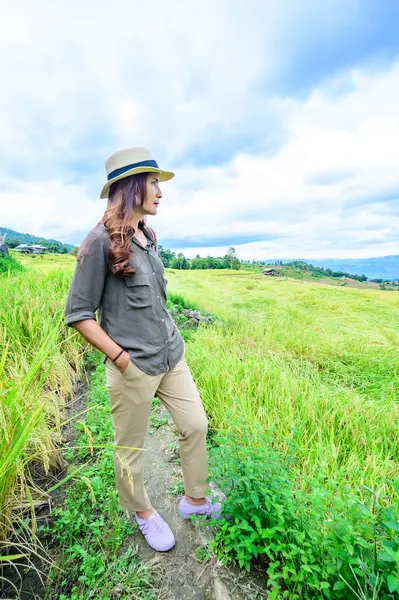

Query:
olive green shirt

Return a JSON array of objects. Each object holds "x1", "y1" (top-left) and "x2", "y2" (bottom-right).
[{"x1": 65, "y1": 223, "x2": 184, "y2": 375}]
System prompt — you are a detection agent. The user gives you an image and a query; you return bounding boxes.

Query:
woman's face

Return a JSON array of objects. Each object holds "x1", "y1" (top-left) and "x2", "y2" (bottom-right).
[{"x1": 140, "y1": 173, "x2": 162, "y2": 216}]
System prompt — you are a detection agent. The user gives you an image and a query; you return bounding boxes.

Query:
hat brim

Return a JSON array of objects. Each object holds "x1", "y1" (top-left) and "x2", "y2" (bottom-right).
[{"x1": 100, "y1": 166, "x2": 174, "y2": 199}]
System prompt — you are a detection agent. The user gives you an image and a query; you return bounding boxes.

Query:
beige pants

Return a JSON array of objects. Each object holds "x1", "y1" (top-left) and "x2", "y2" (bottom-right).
[{"x1": 105, "y1": 354, "x2": 209, "y2": 511}]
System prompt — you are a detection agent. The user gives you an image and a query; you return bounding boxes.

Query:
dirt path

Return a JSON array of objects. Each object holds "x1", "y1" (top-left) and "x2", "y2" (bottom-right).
[
  {"x1": 120, "y1": 404, "x2": 268, "y2": 600},
  {"x1": 0, "y1": 370, "x2": 267, "y2": 599}
]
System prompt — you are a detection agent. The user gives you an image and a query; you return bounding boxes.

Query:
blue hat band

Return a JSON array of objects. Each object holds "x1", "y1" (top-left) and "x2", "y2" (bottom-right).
[{"x1": 107, "y1": 159, "x2": 159, "y2": 181}]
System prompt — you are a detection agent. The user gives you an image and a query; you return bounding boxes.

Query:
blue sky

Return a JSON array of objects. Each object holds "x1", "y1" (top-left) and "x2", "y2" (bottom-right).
[{"x1": 0, "y1": 0, "x2": 398, "y2": 260}]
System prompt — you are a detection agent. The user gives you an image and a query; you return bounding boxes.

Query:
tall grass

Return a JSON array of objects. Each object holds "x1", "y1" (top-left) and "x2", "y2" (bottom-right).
[
  {"x1": 167, "y1": 269, "x2": 399, "y2": 495},
  {"x1": 0, "y1": 269, "x2": 83, "y2": 547},
  {"x1": 167, "y1": 269, "x2": 399, "y2": 597}
]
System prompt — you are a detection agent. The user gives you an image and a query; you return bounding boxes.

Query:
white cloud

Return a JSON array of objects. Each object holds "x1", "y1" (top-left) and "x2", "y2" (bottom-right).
[
  {"x1": 0, "y1": 180, "x2": 102, "y2": 243},
  {"x1": 155, "y1": 63, "x2": 399, "y2": 258},
  {"x1": 0, "y1": 1, "x2": 398, "y2": 260}
]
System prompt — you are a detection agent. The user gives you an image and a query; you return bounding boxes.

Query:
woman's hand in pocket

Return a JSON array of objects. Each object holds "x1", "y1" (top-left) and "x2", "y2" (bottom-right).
[{"x1": 115, "y1": 350, "x2": 131, "y2": 373}]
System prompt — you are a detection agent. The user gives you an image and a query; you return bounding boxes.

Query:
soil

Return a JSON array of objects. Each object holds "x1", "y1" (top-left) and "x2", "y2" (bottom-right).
[{"x1": 123, "y1": 404, "x2": 268, "y2": 600}]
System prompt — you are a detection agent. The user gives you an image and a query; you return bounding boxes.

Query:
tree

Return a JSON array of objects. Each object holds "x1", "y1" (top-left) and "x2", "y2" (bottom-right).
[
  {"x1": 158, "y1": 245, "x2": 176, "y2": 268},
  {"x1": 223, "y1": 247, "x2": 241, "y2": 270},
  {"x1": 191, "y1": 256, "x2": 207, "y2": 269},
  {"x1": 170, "y1": 253, "x2": 190, "y2": 270},
  {"x1": 206, "y1": 256, "x2": 217, "y2": 269}
]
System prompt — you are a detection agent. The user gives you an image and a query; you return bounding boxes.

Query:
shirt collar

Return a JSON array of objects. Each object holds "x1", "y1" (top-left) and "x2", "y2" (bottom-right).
[{"x1": 131, "y1": 223, "x2": 154, "y2": 250}]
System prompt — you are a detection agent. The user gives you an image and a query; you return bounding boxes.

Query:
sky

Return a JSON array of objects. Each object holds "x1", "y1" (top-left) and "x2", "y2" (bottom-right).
[{"x1": 0, "y1": 0, "x2": 399, "y2": 260}]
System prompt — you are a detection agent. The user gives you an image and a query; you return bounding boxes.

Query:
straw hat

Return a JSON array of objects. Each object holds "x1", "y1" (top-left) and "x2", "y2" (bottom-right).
[{"x1": 100, "y1": 147, "x2": 174, "y2": 199}]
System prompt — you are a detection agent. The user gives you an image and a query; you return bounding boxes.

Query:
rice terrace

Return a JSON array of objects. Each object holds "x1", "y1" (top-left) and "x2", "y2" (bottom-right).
[
  {"x1": 0, "y1": 242, "x2": 398, "y2": 599},
  {"x1": 3, "y1": 1, "x2": 399, "y2": 597}
]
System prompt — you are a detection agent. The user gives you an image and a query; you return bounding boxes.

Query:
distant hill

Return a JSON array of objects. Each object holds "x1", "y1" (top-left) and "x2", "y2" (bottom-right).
[
  {"x1": 267, "y1": 255, "x2": 399, "y2": 281},
  {"x1": 300, "y1": 256, "x2": 399, "y2": 281},
  {"x1": 0, "y1": 227, "x2": 74, "y2": 253}
]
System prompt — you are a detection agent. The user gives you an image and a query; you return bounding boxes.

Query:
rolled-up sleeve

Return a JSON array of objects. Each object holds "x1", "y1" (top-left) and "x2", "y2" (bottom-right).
[{"x1": 65, "y1": 228, "x2": 109, "y2": 327}]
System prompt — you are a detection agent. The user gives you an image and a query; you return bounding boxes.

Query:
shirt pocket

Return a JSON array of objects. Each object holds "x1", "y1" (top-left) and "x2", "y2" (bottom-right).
[{"x1": 124, "y1": 273, "x2": 152, "y2": 309}]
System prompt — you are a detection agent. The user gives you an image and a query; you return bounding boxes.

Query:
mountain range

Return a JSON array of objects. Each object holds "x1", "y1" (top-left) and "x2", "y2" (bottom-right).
[
  {"x1": 0, "y1": 227, "x2": 74, "y2": 251},
  {"x1": 276, "y1": 255, "x2": 399, "y2": 281}
]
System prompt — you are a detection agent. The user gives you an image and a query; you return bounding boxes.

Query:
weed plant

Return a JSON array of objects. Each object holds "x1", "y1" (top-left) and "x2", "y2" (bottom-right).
[{"x1": 210, "y1": 420, "x2": 399, "y2": 599}]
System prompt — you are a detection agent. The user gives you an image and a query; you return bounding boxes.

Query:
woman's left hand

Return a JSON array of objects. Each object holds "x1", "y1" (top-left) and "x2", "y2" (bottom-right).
[{"x1": 115, "y1": 350, "x2": 131, "y2": 373}]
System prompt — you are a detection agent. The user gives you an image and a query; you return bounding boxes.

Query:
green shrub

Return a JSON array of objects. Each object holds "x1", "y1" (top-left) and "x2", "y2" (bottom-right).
[
  {"x1": 210, "y1": 419, "x2": 399, "y2": 599},
  {"x1": 167, "y1": 292, "x2": 199, "y2": 311},
  {"x1": 0, "y1": 254, "x2": 25, "y2": 275}
]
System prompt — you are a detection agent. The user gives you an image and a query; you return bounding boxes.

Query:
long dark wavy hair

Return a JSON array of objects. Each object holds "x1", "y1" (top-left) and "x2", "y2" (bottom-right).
[
  {"x1": 77, "y1": 173, "x2": 149, "y2": 277},
  {"x1": 103, "y1": 173, "x2": 149, "y2": 276}
]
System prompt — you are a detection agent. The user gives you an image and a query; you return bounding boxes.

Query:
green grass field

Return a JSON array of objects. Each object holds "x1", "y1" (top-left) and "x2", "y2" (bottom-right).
[
  {"x1": 166, "y1": 268, "x2": 399, "y2": 492},
  {"x1": 1, "y1": 253, "x2": 398, "y2": 599},
  {"x1": 2, "y1": 253, "x2": 398, "y2": 496},
  {"x1": 9, "y1": 249, "x2": 76, "y2": 273}
]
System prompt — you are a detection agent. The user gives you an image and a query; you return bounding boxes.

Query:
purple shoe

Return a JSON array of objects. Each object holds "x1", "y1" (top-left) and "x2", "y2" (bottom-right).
[
  {"x1": 135, "y1": 510, "x2": 175, "y2": 552},
  {"x1": 178, "y1": 496, "x2": 225, "y2": 520}
]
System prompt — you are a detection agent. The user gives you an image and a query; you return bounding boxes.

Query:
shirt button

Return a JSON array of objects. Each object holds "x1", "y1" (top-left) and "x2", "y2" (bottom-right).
[
  {"x1": 156, "y1": 294, "x2": 160, "y2": 299},
  {"x1": 165, "y1": 340, "x2": 168, "y2": 344},
  {"x1": 152, "y1": 271, "x2": 156, "y2": 275},
  {"x1": 144, "y1": 250, "x2": 148, "y2": 253},
  {"x1": 161, "y1": 318, "x2": 165, "y2": 322}
]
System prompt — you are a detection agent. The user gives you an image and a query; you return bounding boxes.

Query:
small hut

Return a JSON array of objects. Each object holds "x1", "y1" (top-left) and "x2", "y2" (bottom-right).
[
  {"x1": 15, "y1": 244, "x2": 32, "y2": 254},
  {"x1": 15, "y1": 244, "x2": 46, "y2": 254},
  {"x1": 263, "y1": 267, "x2": 281, "y2": 277},
  {"x1": 31, "y1": 244, "x2": 46, "y2": 254}
]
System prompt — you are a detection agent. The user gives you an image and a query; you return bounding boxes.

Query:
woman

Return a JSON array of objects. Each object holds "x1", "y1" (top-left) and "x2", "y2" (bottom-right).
[{"x1": 65, "y1": 148, "x2": 222, "y2": 552}]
